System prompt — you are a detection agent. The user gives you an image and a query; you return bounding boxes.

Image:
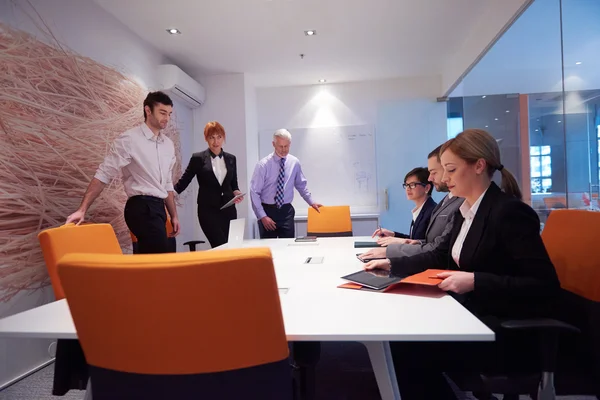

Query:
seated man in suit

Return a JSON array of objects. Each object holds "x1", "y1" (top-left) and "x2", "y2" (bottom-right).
[
  {"x1": 375, "y1": 167, "x2": 437, "y2": 242},
  {"x1": 360, "y1": 145, "x2": 463, "y2": 262}
]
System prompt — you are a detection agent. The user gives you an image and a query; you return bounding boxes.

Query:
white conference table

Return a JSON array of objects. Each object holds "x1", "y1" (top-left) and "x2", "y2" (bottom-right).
[{"x1": 0, "y1": 236, "x2": 494, "y2": 400}]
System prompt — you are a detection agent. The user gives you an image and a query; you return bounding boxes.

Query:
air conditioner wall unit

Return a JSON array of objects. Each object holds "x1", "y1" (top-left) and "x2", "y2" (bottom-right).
[{"x1": 156, "y1": 64, "x2": 206, "y2": 108}]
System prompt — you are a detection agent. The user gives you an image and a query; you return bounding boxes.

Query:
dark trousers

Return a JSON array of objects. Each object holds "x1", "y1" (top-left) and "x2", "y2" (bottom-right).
[
  {"x1": 258, "y1": 203, "x2": 295, "y2": 239},
  {"x1": 391, "y1": 319, "x2": 540, "y2": 400},
  {"x1": 124, "y1": 195, "x2": 169, "y2": 254},
  {"x1": 198, "y1": 204, "x2": 237, "y2": 248}
]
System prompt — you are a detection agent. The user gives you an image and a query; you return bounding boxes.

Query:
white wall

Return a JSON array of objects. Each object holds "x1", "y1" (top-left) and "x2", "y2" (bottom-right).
[
  {"x1": 256, "y1": 76, "x2": 442, "y2": 235},
  {"x1": 257, "y1": 76, "x2": 441, "y2": 131},
  {"x1": 0, "y1": 0, "x2": 194, "y2": 388}
]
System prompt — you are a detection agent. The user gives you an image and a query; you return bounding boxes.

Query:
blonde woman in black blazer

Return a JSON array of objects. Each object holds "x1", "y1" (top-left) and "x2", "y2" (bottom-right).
[
  {"x1": 175, "y1": 122, "x2": 243, "y2": 248},
  {"x1": 364, "y1": 129, "x2": 560, "y2": 400}
]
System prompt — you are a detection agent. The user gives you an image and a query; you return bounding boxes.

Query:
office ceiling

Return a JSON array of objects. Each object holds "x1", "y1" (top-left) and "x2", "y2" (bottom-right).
[{"x1": 93, "y1": 0, "x2": 516, "y2": 87}]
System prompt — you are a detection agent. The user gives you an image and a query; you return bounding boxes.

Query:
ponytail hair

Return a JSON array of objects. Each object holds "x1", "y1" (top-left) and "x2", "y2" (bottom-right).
[{"x1": 440, "y1": 129, "x2": 522, "y2": 200}]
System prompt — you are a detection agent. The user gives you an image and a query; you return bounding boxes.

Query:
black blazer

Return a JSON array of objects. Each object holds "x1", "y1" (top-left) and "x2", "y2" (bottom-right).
[
  {"x1": 174, "y1": 149, "x2": 240, "y2": 209},
  {"x1": 391, "y1": 182, "x2": 560, "y2": 320},
  {"x1": 394, "y1": 196, "x2": 437, "y2": 240}
]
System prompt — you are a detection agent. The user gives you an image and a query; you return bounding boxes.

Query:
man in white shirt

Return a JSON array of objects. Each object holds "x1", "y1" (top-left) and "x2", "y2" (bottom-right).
[{"x1": 65, "y1": 91, "x2": 180, "y2": 254}]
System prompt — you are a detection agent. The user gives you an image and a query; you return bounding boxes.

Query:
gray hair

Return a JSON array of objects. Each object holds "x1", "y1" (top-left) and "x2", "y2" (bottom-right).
[{"x1": 273, "y1": 129, "x2": 292, "y2": 142}]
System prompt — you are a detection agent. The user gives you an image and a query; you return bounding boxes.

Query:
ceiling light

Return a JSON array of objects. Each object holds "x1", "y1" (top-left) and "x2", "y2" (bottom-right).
[
  {"x1": 167, "y1": 28, "x2": 181, "y2": 35},
  {"x1": 494, "y1": 118, "x2": 499, "y2": 121},
  {"x1": 482, "y1": 95, "x2": 487, "y2": 99},
  {"x1": 535, "y1": 129, "x2": 539, "y2": 132},
  {"x1": 576, "y1": 61, "x2": 582, "y2": 65},
  {"x1": 318, "y1": 79, "x2": 326, "y2": 83},
  {"x1": 485, "y1": 125, "x2": 489, "y2": 128},
  {"x1": 304, "y1": 30, "x2": 317, "y2": 36},
  {"x1": 558, "y1": 120, "x2": 562, "y2": 123},
  {"x1": 505, "y1": 110, "x2": 510, "y2": 113}
]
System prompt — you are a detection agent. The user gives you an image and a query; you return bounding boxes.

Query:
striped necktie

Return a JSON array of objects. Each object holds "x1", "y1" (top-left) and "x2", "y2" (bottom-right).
[{"x1": 275, "y1": 157, "x2": 286, "y2": 207}]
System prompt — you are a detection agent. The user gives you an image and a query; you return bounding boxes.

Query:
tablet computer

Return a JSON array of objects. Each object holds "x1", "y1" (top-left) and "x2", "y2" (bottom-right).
[{"x1": 341, "y1": 270, "x2": 402, "y2": 290}]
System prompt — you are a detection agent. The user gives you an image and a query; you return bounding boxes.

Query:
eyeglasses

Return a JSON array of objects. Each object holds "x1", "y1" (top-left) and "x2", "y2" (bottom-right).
[{"x1": 402, "y1": 182, "x2": 426, "y2": 190}]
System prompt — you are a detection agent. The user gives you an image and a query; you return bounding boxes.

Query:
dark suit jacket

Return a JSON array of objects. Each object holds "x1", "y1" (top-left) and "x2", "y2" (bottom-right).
[
  {"x1": 394, "y1": 196, "x2": 437, "y2": 240},
  {"x1": 174, "y1": 149, "x2": 240, "y2": 209},
  {"x1": 387, "y1": 195, "x2": 463, "y2": 258},
  {"x1": 391, "y1": 182, "x2": 560, "y2": 320}
]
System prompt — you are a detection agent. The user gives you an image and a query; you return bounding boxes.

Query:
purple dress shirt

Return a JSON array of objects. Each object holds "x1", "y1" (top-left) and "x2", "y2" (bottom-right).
[{"x1": 250, "y1": 153, "x2": 314, "y2": 219}]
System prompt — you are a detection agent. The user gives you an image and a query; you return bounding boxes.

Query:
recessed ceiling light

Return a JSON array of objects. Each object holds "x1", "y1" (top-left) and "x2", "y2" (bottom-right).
[
  {"x1": 505, "y1": 110, "x2": 510, "y2": 113},
  {"x1": 576, "y1": 61, "x2": 582, "y2": 65},
  {"x1": 535, "y1": 129, "x2": 539, "y2": 132},
  {"x1": 318, "y1": 79, "x2": 327, "y2": 83},
  {"x1": 485, "y1": 125, "x2": 489, "y2": 128},
  {"x1": 167, "y1": 28, "x2": 181, "y2": 35},
  {"x1": 304, "y1": 30, "x2": 317, "y2": 36},
  {"x1": 558, "y1": 120, "x2": 562, "y2": 123},
  {"x1": 494, "y1": 118, "x2": 499, "y2": 121},
  {"x1": 482, "y1": 95, "x2": 487, "y2": 99}
]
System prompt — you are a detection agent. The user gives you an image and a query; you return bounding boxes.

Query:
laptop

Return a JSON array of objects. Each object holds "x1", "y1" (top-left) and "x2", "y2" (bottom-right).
[{"x1": 227, "y1": 218, "x2": 246, "y2": 248}]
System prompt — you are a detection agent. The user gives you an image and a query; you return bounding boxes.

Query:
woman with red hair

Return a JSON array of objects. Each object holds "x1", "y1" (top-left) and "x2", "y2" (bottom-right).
[{"x1": 175, "y1": 121, "x2": 243, "y2": 248}]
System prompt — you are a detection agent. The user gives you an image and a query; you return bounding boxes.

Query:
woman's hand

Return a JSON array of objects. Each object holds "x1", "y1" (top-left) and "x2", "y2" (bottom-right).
[
  {"x1": 233, "y1": 190, "x2": 244, "y2": 204},
  {"x1": 371, "y1": 228, "x2": 394, "y2": 238},
  {"x1": 436, "y1": 271, "x2": 475, "y2": 294},
  {"x1": 358, "y1": 248, "x2": 386, "y2": 260},
  {"x1": 363, "y1": 258, "x2": 391, "y2": 271},
  {"x1": 376, "y1": 236, "x2": 411, "y2": 246}
]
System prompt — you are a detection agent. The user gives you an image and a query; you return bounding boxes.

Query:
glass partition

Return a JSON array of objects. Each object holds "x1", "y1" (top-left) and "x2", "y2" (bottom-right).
[{"x1": 446, "y1": 0, "x2": 600, "y2": 222}]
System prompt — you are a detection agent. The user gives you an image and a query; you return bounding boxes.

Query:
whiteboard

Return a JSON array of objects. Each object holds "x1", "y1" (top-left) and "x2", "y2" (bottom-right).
[{"x1": 258, "y1": 125, "x2": 377, "y2": 216}]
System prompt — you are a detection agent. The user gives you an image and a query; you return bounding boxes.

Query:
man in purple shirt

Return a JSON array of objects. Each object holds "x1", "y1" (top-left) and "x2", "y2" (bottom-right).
[{"x1": 250, "y1": 129, "x2": 322, "y2": 238}]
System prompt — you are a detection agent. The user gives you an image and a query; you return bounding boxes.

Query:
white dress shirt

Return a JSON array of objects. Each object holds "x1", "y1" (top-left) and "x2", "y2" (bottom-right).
[
  {"x1": 411, "y1": 201, "x2": 425, "y2": 222},
  {"x1": 451, "y1": 187, "x2": 489, "y2": 267},
  {"x1": 94, "y1": 123, "x2": 176, "y2": 199},
  {"x1": 211, "y1": 153, "x2": 227, "y2": 186}
]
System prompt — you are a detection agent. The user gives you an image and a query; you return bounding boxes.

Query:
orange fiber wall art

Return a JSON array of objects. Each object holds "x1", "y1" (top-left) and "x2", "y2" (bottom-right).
[{"x1": 0, "y1": 23, "x2": 182, "y2": 303}]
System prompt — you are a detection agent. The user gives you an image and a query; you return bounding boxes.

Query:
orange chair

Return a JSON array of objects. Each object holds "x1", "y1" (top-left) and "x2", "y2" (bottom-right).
[
  {"x1": 543, "y1": 196, "x2": 567, "y2": 210},
  {"x1": 38, "y1": 223, "x2": 122, "y2": 300},
  {"x1": 38, "y1": 223, "x2": 122, "y2": 396},
  {"x1": 58, "y1": 248, "x2": 292, "y2": 400},
  {"x1": 538, "y1": 209, "x2": 600, "y2": 397},
  {"x1": 306, "y1": 205, "x2": 352, "y2": 237}
]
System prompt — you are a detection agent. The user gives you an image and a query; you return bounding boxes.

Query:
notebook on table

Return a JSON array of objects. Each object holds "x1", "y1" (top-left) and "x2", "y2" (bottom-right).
[
  {"x1": 339, "y1": 269, "x2": 447, "y2": 292},
  {"x1": 354, "y1": 241, "x2": 382, "y2": 248}
]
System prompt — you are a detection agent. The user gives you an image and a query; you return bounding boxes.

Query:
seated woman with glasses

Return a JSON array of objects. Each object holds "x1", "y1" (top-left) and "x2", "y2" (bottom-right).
[
  {"x1": 375, "y1": 167, "x2": 437, "y2": 243},
  {"x1": 364, "y1": 129, "x2": 560, "y2": 400}
]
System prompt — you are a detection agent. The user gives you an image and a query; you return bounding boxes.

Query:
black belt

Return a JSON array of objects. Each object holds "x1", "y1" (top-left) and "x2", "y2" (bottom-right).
[
  {"x1": 262, "y1": 203, "x2": 290, "y2": 209},
  {"x1": 129, "y1": 195, "x2": 164, "y2": 203}
]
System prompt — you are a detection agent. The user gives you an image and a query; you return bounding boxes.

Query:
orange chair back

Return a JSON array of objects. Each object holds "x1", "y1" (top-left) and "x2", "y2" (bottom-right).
[
  {"x1": 307, "y1": 205, "x2": 352, "y2": 237},
  {"x1": 542, "y1": 209, "x2": 600, "y2": 302},
  {"x1": 38, "y1": 223, "x2": 122, "y2": 300},
  {"x1": 57, "y1": 248, "x2": 288, "y2": 374},
  {"x1": 543, "y1": 196, "x2": 567, "y2": 210}
]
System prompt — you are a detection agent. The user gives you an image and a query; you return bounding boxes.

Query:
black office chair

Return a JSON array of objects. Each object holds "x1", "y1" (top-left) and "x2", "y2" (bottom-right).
[{"x1": 183, "y1": 240, "x2": 205, "y2": 251}]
